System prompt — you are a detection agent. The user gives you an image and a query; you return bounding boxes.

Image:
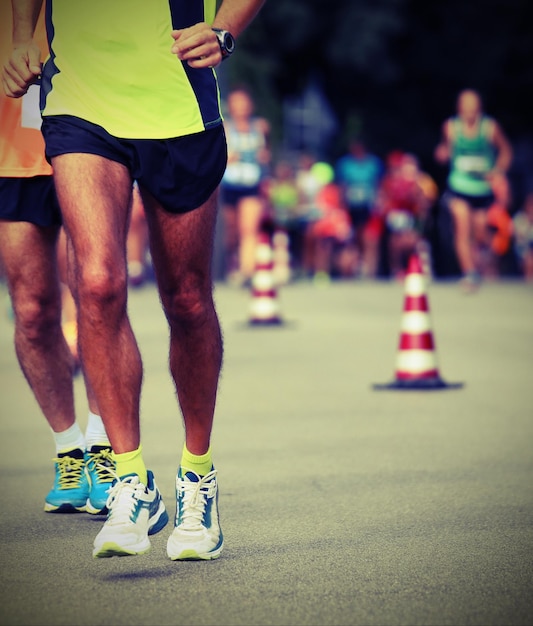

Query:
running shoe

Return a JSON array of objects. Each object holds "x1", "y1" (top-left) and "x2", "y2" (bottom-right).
[
  {"x1": 92, "y1": 471, "x2": 168, "y2": 558},
  {"x1": 85, "y1": 446, "x2": 115, "y2": 515},
  {"x1": 166, "y1": 467, "x2": 223, "y2": 561},
  {"x1": 44, "y1": 448, "x2": 89, "y2": 513}
]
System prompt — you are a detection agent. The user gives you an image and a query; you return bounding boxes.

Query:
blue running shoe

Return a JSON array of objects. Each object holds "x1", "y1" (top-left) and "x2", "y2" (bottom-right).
[
  {"x1": 85, "y1": 446, "x2": 115, "y2": 515},
  {"x1": 166, "y1": 467, "x2": 223, "y2": 561},
  {"x1": 92, "y1": 471, "x2": 168, "y2": 558},
  {"x1": 44, "y1": 448, "x2": 89, "y2": 513}
]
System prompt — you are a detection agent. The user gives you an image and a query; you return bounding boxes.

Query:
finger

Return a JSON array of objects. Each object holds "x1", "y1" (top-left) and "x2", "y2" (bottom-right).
[
  {"x1": 27, "y1": 47, "x2": 42, "y2": 75},
  {"x1": 5, "y1": 55, "x2": 39, "y2": 87},
  {"x1": 186, "y1": 57, "x2": 219, "y2": 69},
  {"x1": 171, "y1": 25, "x2": 215, "y2": 56},
  {"x1": 2, "y1": 73, "x2": 28, "y2": 97},
  {"x1": 3, "y1": 61, "x2": 34, "y2": 93}
]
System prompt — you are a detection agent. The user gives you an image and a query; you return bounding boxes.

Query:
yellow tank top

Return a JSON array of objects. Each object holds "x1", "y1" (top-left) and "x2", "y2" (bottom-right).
[{"x1": 41, "y1": 0, "x2": 221, "y2": 139}]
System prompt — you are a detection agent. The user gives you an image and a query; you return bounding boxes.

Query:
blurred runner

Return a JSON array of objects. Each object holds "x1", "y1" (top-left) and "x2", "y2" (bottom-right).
[
  {"x1": 435, "y1": 89, "x2": 513, "y2": 292},
  {"x1": 335, "y1": 139, "x2": 384, "y2": 278},
  {"x1": 220, "y1": 87, "x2": 271, "y2": 286}
]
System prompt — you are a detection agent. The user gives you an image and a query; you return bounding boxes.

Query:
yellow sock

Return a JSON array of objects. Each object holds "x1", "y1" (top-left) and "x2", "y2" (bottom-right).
[
  {"x1": 112, "y1": 445, "x2": 148, "y2": 485},
  {"x1": 180, "y1": 444, "x2": 213, "y2": 477}
]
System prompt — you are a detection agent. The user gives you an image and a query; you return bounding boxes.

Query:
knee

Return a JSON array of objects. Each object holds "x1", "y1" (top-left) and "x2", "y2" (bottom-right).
[
  {"x1": 14, "y1": 292, "x2": 61, "y2": 342},
  {"x1": 162, "y1": 284, "x2": 214, "y2": 329},
  {"x1": 77, "y1": 265, "x2": 127, "y2": 312}
]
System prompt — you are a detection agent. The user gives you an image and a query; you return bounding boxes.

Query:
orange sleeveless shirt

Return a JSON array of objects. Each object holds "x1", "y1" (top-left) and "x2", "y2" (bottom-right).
[{"x1": 0, "y1": 3, "x2": 51, "y2": 178}]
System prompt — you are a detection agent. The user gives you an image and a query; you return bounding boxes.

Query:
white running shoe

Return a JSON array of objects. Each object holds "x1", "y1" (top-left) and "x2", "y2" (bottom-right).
[
  {"x1": 93, "y1": 471, "x2": 168, "y2": 558},
  {"x1": 166, "y1": 467, "x2": 223, "y2": 561}
]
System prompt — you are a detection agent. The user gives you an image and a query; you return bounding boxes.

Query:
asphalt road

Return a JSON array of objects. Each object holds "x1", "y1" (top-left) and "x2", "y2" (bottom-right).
[{"x1": 0, "y1": 277, "x2": 532, "y2": 626}]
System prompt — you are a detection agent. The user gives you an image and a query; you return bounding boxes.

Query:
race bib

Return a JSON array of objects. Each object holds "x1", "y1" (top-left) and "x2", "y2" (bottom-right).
[
  {"x1": 21, "y1": 84, "x2": 42, "y2": 129},
  {"x1": 455, "y1": 155, "x2": 491, "y2": 175},
  {"x1": 223, "y1": 162, "x2": 261, "y2": 187},
  {"x1": 347, "y1": 185, "x2": 370, "y2": 205}
]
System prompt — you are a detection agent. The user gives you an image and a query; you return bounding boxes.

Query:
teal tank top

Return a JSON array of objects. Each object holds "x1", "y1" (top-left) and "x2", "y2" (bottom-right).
[{"x1": 448, "y1": 117, "x2": 496, "y2": 196}]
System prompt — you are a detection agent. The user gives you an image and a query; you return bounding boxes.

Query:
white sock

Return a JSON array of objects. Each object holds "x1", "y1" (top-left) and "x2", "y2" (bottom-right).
[
  {"x1": 85, "y1": 411, "x2": 110, "y2": 449},
  {"x1": 53, "y1": 423, "x2": 86, "y2": 455}
]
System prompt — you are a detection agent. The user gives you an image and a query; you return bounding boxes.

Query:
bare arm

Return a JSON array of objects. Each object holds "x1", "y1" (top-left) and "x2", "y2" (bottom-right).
[
  {"x1": 434, "y1": 119, "x2": 452, "y2": 164},
  {"x1": 2, "y1": 0, "x2": 43, "y2": 97},
  {"x1": 171, "y1": 0, "x2": 266, "y2": 69},
  {"x1": 212, "y1": 0, "x2": 266, "y2": 37}
]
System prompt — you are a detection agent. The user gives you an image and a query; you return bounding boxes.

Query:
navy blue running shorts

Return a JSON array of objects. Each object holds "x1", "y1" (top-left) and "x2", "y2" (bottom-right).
[
  {"x1": 0, "y1": 176, "x2": 62, "y2": 227},
  {"x1": 41, "y1": 115, "x2": 228, "y2": 214},
  {"x1": 445, "y1": 189, "x2": 495, "y2": 211},
  {"x1": 220, "y1": 184, "x2": 262, "y2": 207}
]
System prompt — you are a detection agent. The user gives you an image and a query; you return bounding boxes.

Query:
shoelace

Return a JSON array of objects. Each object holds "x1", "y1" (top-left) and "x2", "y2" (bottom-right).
[
  {"x1": 177, "y1": 469, "x2": 217, "y2": 531},
  {"x1": 105, "y1": 474, "x2": 147, "y2": 525},
  {"x1": 53, "y1": 455, "x2": 85, "y2": 489},
  {"x1": 86, "y1": 448, "x2": 115, "y2": 483}
]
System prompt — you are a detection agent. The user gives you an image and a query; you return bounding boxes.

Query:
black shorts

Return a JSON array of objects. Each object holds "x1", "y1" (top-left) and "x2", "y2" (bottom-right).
[
  {"x1": 41, "y1": 115, "x2": 228, "y2": 214},
  {"x1": 220, "y1": 184, "x2": 261, "y2": 207},
  {"x1": 348, "y1": 204, "x2": 371, "y2": 228},
  {"x1": 445, "y1": 189, "x2": 495, "y2": 211},
  {"x1": 0, "y1": 176, "x2": 62, "y2": 227}
]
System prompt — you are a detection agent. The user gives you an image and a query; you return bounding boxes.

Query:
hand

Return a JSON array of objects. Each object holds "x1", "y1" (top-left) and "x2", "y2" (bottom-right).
[
  {"x1": 2, "y1": 41, "x2": 42, "y2": 98},
  {"x1": 171, "y1": 22, "x2": 222, "y2": 68}
]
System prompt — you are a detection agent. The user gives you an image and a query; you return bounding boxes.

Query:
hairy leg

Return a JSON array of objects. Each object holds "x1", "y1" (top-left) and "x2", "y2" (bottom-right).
[
  {"x1": 52, "y1": 154, "x2": 141, "y2": 453},
  {"x1": 63, "y1": 231, "x2": 100, "y2": 415},
  {"x1": 142, "y1": 187, "x2": 222, "y2": 455},
  {"x1": 0, "y1": 220, "x2": 75, "y2": 432}
]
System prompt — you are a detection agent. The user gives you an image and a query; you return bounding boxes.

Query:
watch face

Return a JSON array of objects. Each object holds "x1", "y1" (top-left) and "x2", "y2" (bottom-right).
[
  {"x1": 223, "y1": 32, "x2": 235, "y2": 55},
  {"x1": 213, "y1": 28, "x2": 235, "y2": 58}
]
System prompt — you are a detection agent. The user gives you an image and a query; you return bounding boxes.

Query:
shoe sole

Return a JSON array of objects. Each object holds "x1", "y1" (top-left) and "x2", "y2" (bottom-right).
[
  {"x1": 168, "y1": 548, "x2": 223, "y2": 561},
  {"x1": 44, "y1": 502, "x2": 86, "y2": 513},
  {"x1": 93, "y1": 541, "x2": 151, "y2": 558},
  {"x1": 86, "y1": 504, "x2": 108, "y2": 515},
  {"x1": 167, "y1": 538, "x2": 224, "y2": 561},
  {"x1": 85, "y1": 496, "x2": 109, "y2": 515}
]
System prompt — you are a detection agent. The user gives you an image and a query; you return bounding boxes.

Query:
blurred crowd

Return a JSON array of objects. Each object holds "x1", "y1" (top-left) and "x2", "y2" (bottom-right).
[
  {"x1": 213, "y1": 86, "x2": 533, "y2": 289},
  {"x1": 111, "y1": 87, "x2": 533, "y2": 291}
]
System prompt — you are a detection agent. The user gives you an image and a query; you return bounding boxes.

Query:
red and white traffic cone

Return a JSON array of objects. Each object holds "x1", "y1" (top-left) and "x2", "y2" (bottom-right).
[
  {"x1": 248, "y1": 230, "x2": 284, "y2": 326},
  {"x1": 374, "y1": 253, "x2": 463, "y2": 390}
]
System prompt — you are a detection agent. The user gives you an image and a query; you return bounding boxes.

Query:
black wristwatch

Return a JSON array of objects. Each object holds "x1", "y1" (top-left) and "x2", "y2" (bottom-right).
[{"x1": 212, "y1": 28, "x2": 236, "y2": 60}]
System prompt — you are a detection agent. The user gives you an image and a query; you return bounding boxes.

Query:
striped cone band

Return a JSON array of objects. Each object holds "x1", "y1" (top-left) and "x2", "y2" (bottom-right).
[
  {"x1": 404, "y1": 273, "x2": 426, "y2": 297},
  {"x1": 255, "y1": 242, "x2": 273, "y2": 265},
  {"x1": 395, "y1": 349, "x2": 439, "y2": 377},
  {"x1": 396, "y1": 368, "x2": 440, "y2": 380},
  {"x1": 404, "y1": 294, "x2": 429, "y2": 312},
  {"x1": 406, "y1": 253, "x2": 424, "y2": 276},
  {"x1": 400, "y1": 311, "x2": 432, "y2": 333},
  {"x1": 398, "y1": 331, "x2": 434, "y2": 350},
  {"x1": 249, "y1": 297, "x2": 280, "y2": 320},
  {"x1": 252, "y1": 270, "x2": 276, "y2": 291},
  {"x1": 252, "y1": 289, "x2": 276, "y2": 298}
]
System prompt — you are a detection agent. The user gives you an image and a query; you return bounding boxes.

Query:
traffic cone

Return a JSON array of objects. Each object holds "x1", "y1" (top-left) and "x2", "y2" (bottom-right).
[
  {"x1": 248, "y1": 229, "x2": 284, "y2": 326},
  {"x1": 374, "y1": 253, "x2": 463, "y2": 390}
]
